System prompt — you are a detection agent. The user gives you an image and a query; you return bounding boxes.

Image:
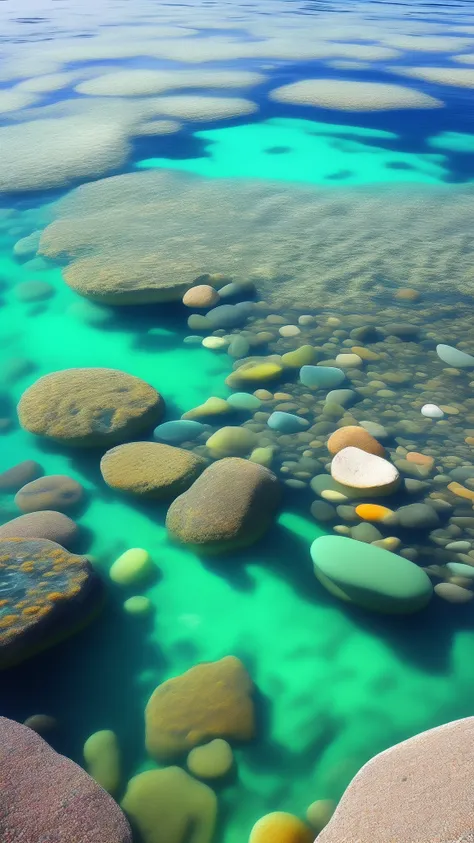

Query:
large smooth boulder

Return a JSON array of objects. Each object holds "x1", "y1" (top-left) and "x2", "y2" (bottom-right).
[
  {"x1": 0, "y1": 537, "x2": 103, "y2": 668},
  {"x1": 0, "y1": 716, "x2": 132, "y2": 842},
  {"x1": 317, "y1": 717, "x2": 474, "y2": 843},
  {"x1": 166, "y1": 457, "x2": 281, "y2": 553},
  {"x1": 145, "y1": 656, "x2": 255, "y2": 760},
  {"x1": 311, "y1": 535, "x2": 433, "y2": 614},
  {"x1": 100, "y1": 441, "x2": 206, "y2": 499},
  {"x1": 17, "y1": 368, "x2": 164, "y2": 447},
  {"x1": 0, "y1": 510, "x2": 79, "y2": 548}
]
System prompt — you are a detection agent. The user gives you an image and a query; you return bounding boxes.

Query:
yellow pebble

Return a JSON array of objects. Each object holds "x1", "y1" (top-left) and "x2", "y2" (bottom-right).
[{"x1": 355, "y1": 504, "x2": 394, "y2": 522}]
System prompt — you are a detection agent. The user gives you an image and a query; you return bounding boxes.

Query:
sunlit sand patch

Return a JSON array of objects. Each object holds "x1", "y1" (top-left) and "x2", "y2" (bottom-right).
[
  {"x1": 453, "y1": 53, "x2": 474, "y2": 64},
  {"x1": 134, "y1": 120, "x2": 182, "y2": 136},
  {"x1": 0, "y1": 89, "x2": 39, "y2": 113},
  {"x1": 269, "y1": 79, "x2": 443, "y2": 111},
  {"x1": 75, "y1": 69, "x2": 265, "y2": 97},
  {"x1": 393, "y1": 66, "x2": 474, "y2": 89},
  {"x1": 428, "y1": 131, "x2": 474, "y2": 153},
  {"x1": 0, "y1": 117, "x2": 130, "y2": 192},
  {"x1": 15, "y1": 72, "x2": 81, "y2": 93},
  {"x1": 380, "y1": 34, "x2": 473, "y2": 51},
  {"x1": 131, "y1": 95, "x2": 258, "y2": 121},
  {"x1": 324, "y1": 61, "x2": 372, "y2": 71}
]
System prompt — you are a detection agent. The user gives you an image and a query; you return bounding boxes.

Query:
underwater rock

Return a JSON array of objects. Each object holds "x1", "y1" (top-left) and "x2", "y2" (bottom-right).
[
  {"x1": 434, "y1": 582, "x2": 474, "y2": 603},
  {"x1": 279, "y1": 324, "x2": 301, "y2": 337},
  {"x1": 206, "y1": 426, "x2": 258, "y2": 457},
  {"x1": 15, "y1": 474, "x2": 84, "y2": 513},
  {"x1": 394, "y1": 287, "x2": 421, "y2": 301},
  {"x1": 202, "y1": 336, "x2": 228, "y2": 350},
  {"x1": 0, "y1": 716, "x2": 132, "y2": 842},
  {"x1": 421, "y1": 403, "x2": 444, "y2": 419},
  {"x1": 83, "y1": 729, "x2": 121, "y2": 795},
  {"x1": 0, "y1": 459, "x2": 43, "y2": 492},
  {"x1": 23, "y1": 713, "x2": 58, "y2": 736},
  {"x1": 306, "y1": 800, "x2": 336, "y2": 833},
  {"x1": 187, "y1": 738, "x2": 234, "y2": 779},
  {"x1": 166, "y1": 457, "x2": 281, "y2": 553},
  {"x1": 267, "y1": 411, "x2": 310, "y2": 434},
  {"x1": 335, "y1": 353, "x2": 362, "y2": 368},
  {"x1": 317, "y1": 717, "x2": 474, "y2": 843},
  {"x1": 109, "y1": 548, "x2": 155, "y2": 587},
  {"x1": 187, "y1": 313, "x2": 211, "y2": 331},
  {"x1": 100, "y1": 442, "x2": 206, "y2": 499},
  {"x1": 182, "y1": 284, "x2": 220, "y2": 309},
  {"x1": 310, "y1": 500, "x2": 337, "y2": 522},
  {"x1": 355, "y1": 504, "x2": 393, "y2": 522},
  {"x1": 0, "y1": 511, "x2": 79, "y2": 549},
  {"x1": 350, "y1": 523, "x2": 383, "y2": 543},
  {"x1": 281, "y1": 345, "x2": 317, "y2": 368},
  {"x1": 121, "y1": 766, "x2": 217, "y2": 843},
  {"x1": 359, "y1": 420, "x2": 389, "y2": 440},
  {"x1": 145, "y1": 656, "x2": 254, "y2": 760},
  {"x1": 249, "y1": 811, "x2": 313, "y2": 843},
  {"x1": 0, "y1": 537, "x2": 103, "y2": 668},
  {"x1": 225, "y1": 360, "x2": 283, "y2": 388},
  {"x1": 299, "y1": 365, "x2": 345, "y2": 390},
  {"x1": 154, "y1": 419, "x2": 208, "y2": 443},
  {"x1": 331, "y1": 447, "x2": 400, "y2": 497},
  {"x1": 13, "y1": 230, "x2": 41, "y2": 259},
  {"x1": 206, "y1": 301, "x2": 254, "y2": 329},
  {"x1": 249, "y1": 446, "x2": 274, "y2": 468},
  {"x1": 227, "y1": 392, "x2": 261, "y2": 411},
  {"x1": 311, "y1": 535, "x2": 433, "y2": 614},
  {"x1": 182, "y1": 396, "x2": 232, "y2": 420},
  {"x1": 382, "y1": 322, "x2": 420, "y2": 339},
  {"x1": 228, "y1": 335, "x2": 251, "y2": 358},
  {"x1": 327, "y1": 425, "x2": 385, "y2": 457},
  {"x1": 18, "y1": 368, "x2": 164, "y2": 447},
  {"x1": 325, "y1": 389, "x2": 356, "y2": 407},
  {"x1": 14, "y1": 279, "x2": 55, "y2": 303},
  {"x1": 436, "y1": 343, "x2": 474, "y2": 368},
  {"x1": 396, "y1": 503, "x2": 439, "y2": 529},
  {"x1": 123, "y1": 595, "x2": 153, "y2": 616}
]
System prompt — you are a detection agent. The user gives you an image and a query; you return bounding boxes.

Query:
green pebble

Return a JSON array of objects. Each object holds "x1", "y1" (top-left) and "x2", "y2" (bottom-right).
[{"x1": 123, "y1": 596, "x2": 154, "y2": 616}]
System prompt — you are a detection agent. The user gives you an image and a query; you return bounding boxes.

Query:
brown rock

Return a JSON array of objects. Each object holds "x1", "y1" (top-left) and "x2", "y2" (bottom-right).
[
  {"x1": 434, "y1": 582, "x2": 474, "y2": 603},
  {"x1": 17, "y1": 368, "x2": 164, "y2": 447},
  {"x1": 327, "y1": 425, "x2": 385, "y2": 457},
  {"x1": 166, "y1": 457, "x2": 281, "y2": 553},
  {"x1": 319, "y1": 719, "x2": 474, "y2": 843},
  {"x1": 100, "y1": 441, "x2": 206, "y2": 500},
  {"x1": 394, "y1": 287, "x2": 421, "y2": 301},
  {"x1": 182, "y1": 285, "x2": 220, "y2": 309},
  {"x1": 0, "y1": 510, "x2": 79, "y2": 548},
  {"x1": 0, "y1": 459, "x2": 43, "y2": 492},
  {"x1": 15, "y1": 475, "x2": 84, "y2": 513},
  {"x1": 145, "y1": 656, "x2": 255, "y2": 760}
]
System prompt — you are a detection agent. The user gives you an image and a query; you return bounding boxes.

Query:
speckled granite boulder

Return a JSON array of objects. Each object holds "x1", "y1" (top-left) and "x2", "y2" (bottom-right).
[
  {"x1": 0, "y1": 511, "x2": 79, "y2": 548},
  {"x1": 0, "y1": 537, "x2": 102, "y2": 668},
  {"x1": 0, "y1": 716, "x2": 132, "y2": 842},
  {"x1": 316, "y1": 717, "x2": 474, "y2": 843},
  {"x1": 166, "y1": 457, "x2": 281, "y2": 553},
  {"x1": 17, "y1": 368, "x2": 164, "y2": 448}
]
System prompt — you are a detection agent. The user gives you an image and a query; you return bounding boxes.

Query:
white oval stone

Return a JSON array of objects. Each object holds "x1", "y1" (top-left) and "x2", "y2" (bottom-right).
[
  {"x1": 436, "y1": 344, "x2": 474, "y2": 368},
  {"x1": 331, "y1": 446, "x2": 400, "y2": 497},
  {"x1": 202, "y1": 336, "x2": 228, "y2": 350},
  {"x1": 335, "y1": 353, "x2": 363, "y2": 368},
  {"x1": 421, "y1": 403, "x2": 444, "y2": 419}
]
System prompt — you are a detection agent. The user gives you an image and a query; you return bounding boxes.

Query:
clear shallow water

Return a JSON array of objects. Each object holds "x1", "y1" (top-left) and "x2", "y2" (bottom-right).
[{"x1": 1, "y1": 0, "x2": 474, "y2": 840}]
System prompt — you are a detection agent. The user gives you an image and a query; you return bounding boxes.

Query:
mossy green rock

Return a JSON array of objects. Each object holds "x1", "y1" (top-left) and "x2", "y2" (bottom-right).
[
  {"x1": 281, "y1": 345, "x2": 317, "y2": 368},
  {"x1": 311, "y1": 535, "x2": 433, "y2": 614}
]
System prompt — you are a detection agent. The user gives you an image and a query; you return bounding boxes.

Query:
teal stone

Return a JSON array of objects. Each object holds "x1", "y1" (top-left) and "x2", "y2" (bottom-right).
[
  {"x1": 153, "y1": 420, "x2": 207, "y2": 444},
  {"x1": 436, "y1": 344, "x2": 474, "y2": 368},
  {"x1": 300, "y1": 365, "x2": 345, "y2": 389},
  {"x1": 267, "y1": 411, "x2": 310, "y2": 433},
  {"x1": 446, "y1": 562, "x2": 474, "y2": 579},
  {"x1": 227, "y1": 392, "x2": 261, "y2": 411},
  {"x1": 311, "y1": 535, "x2": 433, "y2": 614}
]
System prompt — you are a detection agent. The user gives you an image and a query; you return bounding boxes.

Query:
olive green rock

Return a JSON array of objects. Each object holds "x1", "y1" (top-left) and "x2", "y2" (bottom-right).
[
  {"x1": 311, "y1": 535, "x2": 433, "y2": 614},
  {"x1": 182, "y1": 397, "x2": 232, "y2": 420},
  {"x1": 83, "y1": 729, "x2": 121, "y2": 795},
  {"x1": 206, "y1": 426, "x2": 257, "y2": 457},
  {"x1": 100, "y1": 441, "x2": 206, "y2": 499},
  {"x1": 166, "y1": 457, "x2": 281, "y2": 554},
  {"x1": 281, "y1": 345, "x2": 317, "y2": 368}
]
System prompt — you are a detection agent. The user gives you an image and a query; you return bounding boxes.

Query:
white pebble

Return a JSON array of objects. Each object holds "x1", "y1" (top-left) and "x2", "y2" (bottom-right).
[
  {"x1": 279, "y1": 325, "x2": 301, "y2": 337},
  {"x1": 421, "y1": 403, "x2": 444, "y2": 419},
  {"x1": 202, "y1": 336, "x2": 228, "y2": 350}
]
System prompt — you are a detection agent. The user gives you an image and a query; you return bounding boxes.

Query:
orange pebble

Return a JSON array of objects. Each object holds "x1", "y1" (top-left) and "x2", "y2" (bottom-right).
[
  {"x1": 406, "y1": 452, "x2": 434, "y2": 469},
  {"x1": 465, "y1": 437, "x2": 474, "y2": 446},
  {"x1": 394, "y1": 287, "x2": 421, "y2": 302},
  {"x1": 249, "y1": 813, "x2": 313, "y2": 843},
  {"x1": 448, "y1": 481, "x2": 474, "y2": 501},
  {"x1": 355, "y1": 504, "x2": 393, "y2": 522}
]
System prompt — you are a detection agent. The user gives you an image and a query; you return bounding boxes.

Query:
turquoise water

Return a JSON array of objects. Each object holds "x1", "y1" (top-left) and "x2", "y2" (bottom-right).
[{"x1": 2, "y1": 0, "x2": 474, "y2": 841}]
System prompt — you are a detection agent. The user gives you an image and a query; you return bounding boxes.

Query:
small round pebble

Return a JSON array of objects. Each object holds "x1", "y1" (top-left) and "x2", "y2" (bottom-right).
[
  {"x1": 279, "y1": 325, "x2": 301, "y2": 337},
  {"x1": 421, "y1": 403, "x2": 444, "y2": 419},
  {"x1": 182, "y1": 285, "x2": 220, "y2": 309},
  {"x1": 109, "y1": 548, "x2": 155, "y2": 586},
  {"x1": 187, "y1": 739, "x2": 233, "y2": 779},
  {"x1": 202, "y1": 336, "x2": 227, "y2": 350},
  {"x1": 123, "y1": 596, "x2": 153, "y2": 616},
  {"x1": 268, "y1": 412, "x2": 310, "y2": 434}
]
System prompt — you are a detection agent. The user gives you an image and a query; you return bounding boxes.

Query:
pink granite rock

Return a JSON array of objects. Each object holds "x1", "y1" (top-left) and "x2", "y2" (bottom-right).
[
  {"x1": 316, "y1": 717, "x2": 474, "y2": 843},
  {"x1": 0, "y1": 716, "x2": 132, "y2": 842}
]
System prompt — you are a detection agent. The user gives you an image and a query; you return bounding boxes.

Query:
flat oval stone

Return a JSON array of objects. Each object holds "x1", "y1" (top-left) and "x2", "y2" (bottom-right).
[
  {"x1": 446, "y1": 562, "x2": 474, "y2": 579},
  {"x1": 300, "y1": 366, "x2": 345, "y2": 389},
  {"x1": 267, "y1": 412, "x2": 310, "y2": 434},
  {"x1": 421, "y1": 403, "x2": 444, "y2": 418},
  {"x1": 325, "y1": 389, "x2": 356, "y2": 408},
  {"x1": 153, "y1": 419, "x2": 207, "y2": 443},
  {"x1": 227, "y1": 392, "x2": 261, "y2": 411},
  {"x1": 331, "y1": 447, "x2": 400, "y2": 497},
  {"x1": 311, "y1": 534, "x2": 433, "y2": 614},
  {"x1": 435, "y1": 583, "x2": 474, "y2": 603},
  {"x1": 436, "y1": 344, "x2": 474, "y2": 368}
]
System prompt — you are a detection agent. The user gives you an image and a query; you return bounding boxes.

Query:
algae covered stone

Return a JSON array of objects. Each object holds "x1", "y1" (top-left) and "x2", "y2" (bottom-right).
[
  {"x1": 15, "y1": 474, "x2": 84, "y2": 513},
  {"x1": 249, "y1": 812, "x2": 313, "y2": 843},
  {"x1": 0, "y1": 537, "x2": 103, "y2": 668},
  {"x1": 100, "y1": 441, "x2": 206, "y2": 499},
  {"x1": 317, "y1": 717, "x2": 474, "y2": 843},
  {"x1": 0, "y1": 510, "x2": 79, "y2": 549},
  {"x1": 166, "y1": 457, "x2": 281, "y2": 553},
  {"x1": 83, "y1": 729, "x2": 121, "y2": 795},
  {"x1": 187, "y1": 738, "x2": 234, "y2": 779},
  {"x1": 0, "y1": 717, "x2": 132, "y2": 843},
  {"x1": 121, "y1": 766, "x2": 217, "y2": 843},
  {"x1": 109, "y1": 548, "x2": 155, "y2": 587},
  {"x1": 206, "y1": 425, "x2": 257, "y2": 457},
  {"x1": 311, "y1": 534, "x2": 433, "y2": 613},
  {"x1": 18, "y1": 368, "x2": 164, "y2": 447},
  {"x1": 145, "y1": 655, "x2": 255, "y2": 760}
]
